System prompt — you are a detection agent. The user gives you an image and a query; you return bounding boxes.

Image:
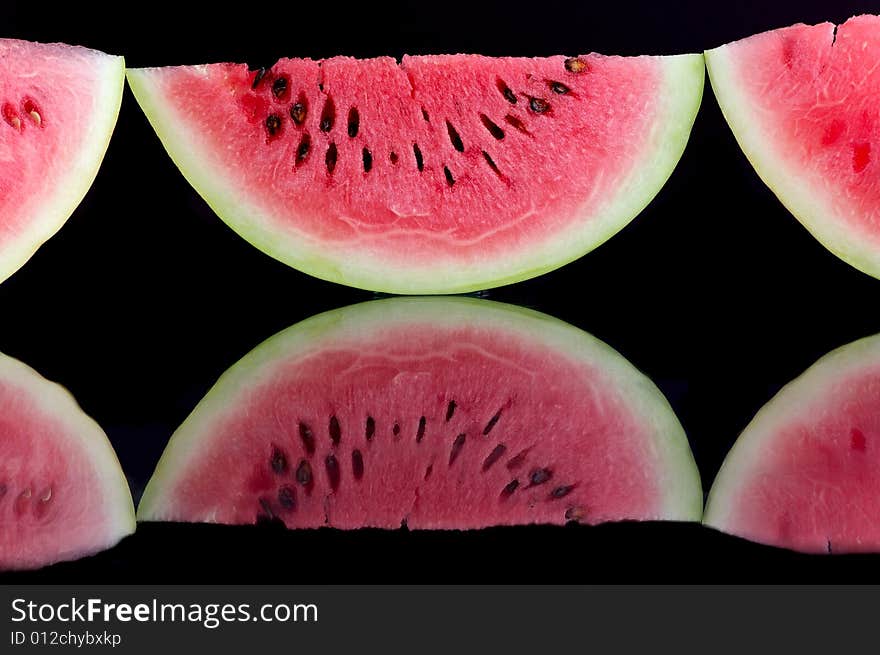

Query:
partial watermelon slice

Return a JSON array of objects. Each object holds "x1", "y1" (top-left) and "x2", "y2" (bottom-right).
[
  {"x1": 706, "y1": 15, "x2": 880, "y2": 279},
  {"x1": 0, "y1": 39, "x2": 124, "y2": 285},
  {"x1": 0, "y1": 352, "x2": 134, "y2": 570},
  {"x1": 704, "y1": 333, "x2": 880, "y2": 553},
  {"x1": 127, "y1": 53, "x2": 703, "y2": 294},
  {"x1": 139, "y1": 298, "x2": 702, "y2": 529}
]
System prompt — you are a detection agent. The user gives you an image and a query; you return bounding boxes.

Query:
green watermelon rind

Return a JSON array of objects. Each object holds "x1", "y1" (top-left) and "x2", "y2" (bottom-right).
[
  {"x1": 138, "y1": 297, "x2": 702, "y2": 525},
  {"x1": 0, "y1": 351, "x2": 135, "y2": 570},
  {"x1": 0, "y1": 45, "x2": 125, "y2": 286},
  {"x1": 705, "y1": 31, "x2": 880, "y2": 281},
  {"x1": 703, "y1": 333, "x2": 880, "y2": 550},
  {"x1": 126, "y1": 55, "x2": 704, "y2": 294}
]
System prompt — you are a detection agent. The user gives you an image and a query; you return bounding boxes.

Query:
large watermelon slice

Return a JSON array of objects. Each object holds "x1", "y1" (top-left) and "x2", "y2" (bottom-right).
[
  {"x1": 127, "y1": 53, "x2": 703, "y2": 294},
  {"x1": 706, "y1": 15, "x2": 880, "y2": 279},
  {"x1": 0, "y1": 351, "x2": 134, "y2": 570},
  {"x1": 704, "y1": 333, "x2": 880, "y2": 553},
  {"x1": 138, "y1": 298, "x2": 702, "y2": 529},
  {"x1": 0, "y1": 39, "x2": 124, "y2": 284}
]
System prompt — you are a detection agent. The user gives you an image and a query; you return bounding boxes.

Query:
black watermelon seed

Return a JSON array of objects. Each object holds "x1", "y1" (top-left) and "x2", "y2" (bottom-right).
[
  {"x1": 496, "y1": 78, "x2": 517, "y2": 104},
  {"x1": 479, "y1": 114, "x2": 505, "y2": 140},
  {"x1": 393, "y1": 423, "x2": 401, "y2": 437},
  {"x1": 448, "y1": 433, "x2": 466, "y2": 466},
  {"x1": 329, "y1": 415, "x2": 342, "y2": 446},
  {"x1": 352, "y1": 450, "x2": 364, "y2": 480},
  {"x1": 443, "y1": 166, "x2": 455, "y2": 187},
  {"x1": 550, "y1": 485, "x2": 575, "y2": 499},
  {"x1": 296, "y1": 460, "x2": 313, "y2": 487},
  {"x1": 270, "y1": 446, "x2": 288, "y2": 474},
  {"x1": 548, "y1": 81, "x2": 570, "y2": 94},
  {"x1": 272, "y1": 76, "x2": 289, "y2": 99},
  {"x1": 482, "y1": 443, "x2": 507, "y2": 472},
  {"x1": 265, "y1": 113, "x2": 282, "y2": 137},
  {"x1": 325, "y1": 143, "x2": 338, "y2": 174},
  {"x1": 445, "y1": 400, "x2": 456, "y2": 422},
  {"x1": 278, "y1": 485, "x2": 296, "y2": 510},
  {"x1": 482, "y1": 151, "x2": 502, "y2": 178},
  {"x1": 325, "y1": 454, "x2": 341, "y2": 491},
  {"x1": 319, "y1": 95, "x2": 335, "y2": 132},
  {"x1": 389, "y1": 151, "x2": 399, "y2": 164},
  {"x1": 483, "y1": 409, "x2": 503, "y2": 435},
  {"x1": 347, "y1": 107, "x2": 360, "y2": 137},
  {"x1": 421, "y1": 107, "x2": 430, "y2": 122},
  {"x1": 529, "y1": 97, "x2": 550, "y2": 114},
  {"x1": 500, "y1": 479, "x2": 519, "y2": 499},
  {"x1": 299, "y1": 422, "x2": 315, "y2": 454},
  {"x1": 251, "y1": 67, "x2": 267, "y2": 89},
  {"x1": 366, "y1": 416, "x2": 376, "y2": 441},
  {"x1": 290, "y1": 95, "x2": 307, "y2": 125},
  {"x1": 416, "y1": 416, "x2": 427, "y2": 443},
  {"x1": 362, "y1": 147, "x2": 373, "y2": 172},
  {"x1": 529, "y1": 468, "x2": 553, "y2": 486},
  {"x1": 413, "y1": 143, "x2": 424, "y2": 171},
  {"x1": 446, "y1": 120, "x2": 464, "y2": 152},
  {"x1": 296, "y1": 133, "x2": 311, "y2": 166}
]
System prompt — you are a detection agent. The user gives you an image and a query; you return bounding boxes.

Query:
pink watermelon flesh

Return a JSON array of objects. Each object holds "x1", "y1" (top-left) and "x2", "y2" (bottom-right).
[
  {"x1": 0, "y1": 39, "x2": 124, "y2": 285},
  {"x1": 138, "y1": 299, "x2": 702, "y2": 529},
  {"x1": 127, "y1": 54, "x2": 702, "y2": 293},
  {"x1": 0, "y1": 353, "x2": 134, "y2": 570},
  {"x1": 705, "y1": 15, "x2": 880, "y2": 278},
  {"x1": 704, "y1": 334, "x2": 880, "y2": 553}
]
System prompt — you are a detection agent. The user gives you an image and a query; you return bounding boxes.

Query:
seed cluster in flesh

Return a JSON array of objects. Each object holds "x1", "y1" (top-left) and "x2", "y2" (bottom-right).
[
  {"x1": 253, "y1": 398, "x2": 585, "y2": 527},
  {"x1": 150, "y1": 317, "x2": 668, "y2": 530},
  {"x1": 246, "y1": 56, "x2": 588, "y2": 188}
]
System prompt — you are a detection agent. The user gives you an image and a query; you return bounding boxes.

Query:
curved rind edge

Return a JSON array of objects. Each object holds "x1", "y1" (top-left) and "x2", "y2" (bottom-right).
[
  {"x1": 127, "y1": 55, "x2": 704, "y2": 294},
  {"x1": 0, "y1": 50, "x2": 125, "y2": 286},
  {"x1": 138, "y1": 298, "x2": 702, "y2": 524},
  {"x1": 702, "y1": 332, "x2": 880, "y2": 541},
  {"x1": 0, "y1": 351, "x2": 135, "y2": 570},
  {"x1": 705, "y1": 36, "x2": 880, "y2": 282}
]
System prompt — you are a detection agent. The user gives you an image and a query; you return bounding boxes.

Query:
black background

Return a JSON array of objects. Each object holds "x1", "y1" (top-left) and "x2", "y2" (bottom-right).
[{"x1": 3, "y1": 0, "x2": 880, "y2": 583}]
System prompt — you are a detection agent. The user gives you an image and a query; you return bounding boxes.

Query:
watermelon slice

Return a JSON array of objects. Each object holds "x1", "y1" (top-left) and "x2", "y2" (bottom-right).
[
  {"x1": 127, "y1": 53, "x2": 703, "y2": 294},
  {"x1": 706, "y1": 15, "x2": 880, "y2": 279},
  {"x1": 0, "y1": 351, "x2": 134, "y2": 570},
  {"x1": 704, "y1": 333, "x2": 880, "y2": 553},
  {"x1": 138, "y1": 298, "x2": 702, "y2": 529},
  {"x1": 0, "y1": 39, "x2": 124, "y2": 285}
]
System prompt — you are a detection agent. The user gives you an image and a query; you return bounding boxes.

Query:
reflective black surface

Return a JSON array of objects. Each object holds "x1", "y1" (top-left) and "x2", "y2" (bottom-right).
[{"x1": 3, "y1": 0, "x2": 880, "y2": 582}]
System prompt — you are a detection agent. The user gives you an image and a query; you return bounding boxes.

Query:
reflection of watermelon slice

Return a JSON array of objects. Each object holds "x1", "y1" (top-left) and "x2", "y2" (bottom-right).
[
  {"x1": 127, "y1": 53, "x2": 703, "y2": 294},
  {"x1": 0, "y1": 39, "x2": 124, "y2": 284},
  {"x1": 706, "y1": 15, "x2": 880, "y2": 279},
  {"x1": 705, "y1": 334, "x2": 880, "y2": 553},
  {"x1": 139, "y1": 298, "x2": 701, "y2": 529},
  {"x1": 0, "y1": 352, "x2": 134, "y2": 570}
]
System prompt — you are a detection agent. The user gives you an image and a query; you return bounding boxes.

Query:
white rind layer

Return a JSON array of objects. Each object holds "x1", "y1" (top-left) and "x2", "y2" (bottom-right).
[
  {"x1": 0, "y1": 352, "x2": 135, "y2": 570},
  {"x1": 0, "y1": 45, "x2": 125, "y2": 285},
  {"x1": 138, "y1": 298, "x2": 702, "y2": 523},
  {"x1": 127, "y1": 55, "x2": 704, "y2": 294}
]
